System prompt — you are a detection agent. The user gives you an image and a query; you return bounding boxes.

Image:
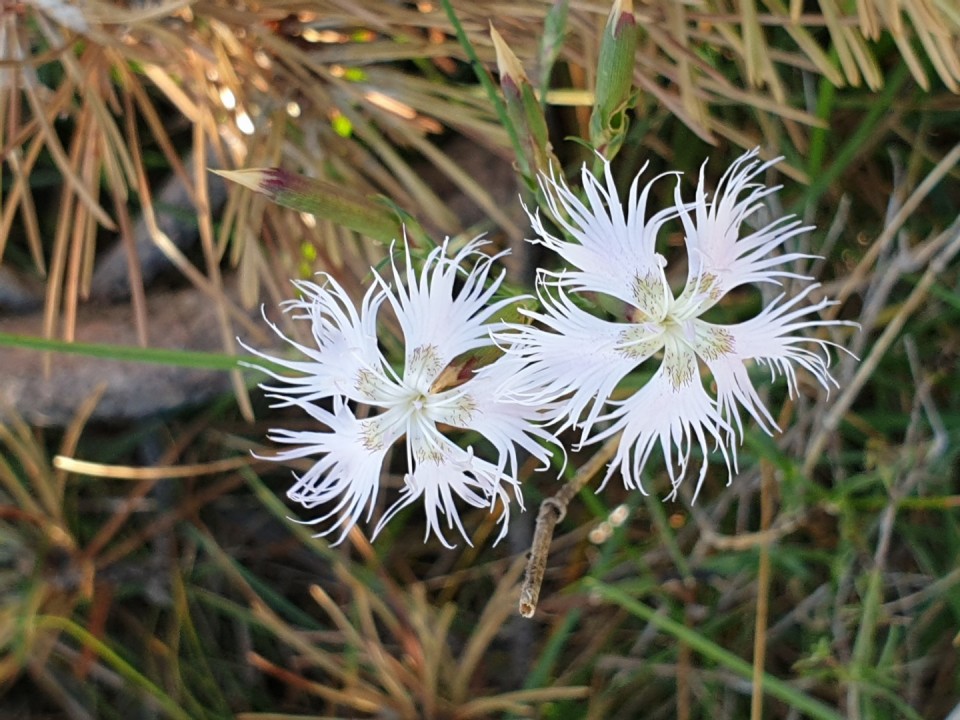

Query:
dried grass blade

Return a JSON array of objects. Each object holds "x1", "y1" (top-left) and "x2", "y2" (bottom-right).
[
  {"x1": 309, "y1": 582, "x2": 419, "y2": 715},
  {"x1": 878, "y1": 18, "x2": 930, "y2": 89},
  {"x1": 124, "y1": 121, "x2": 263, "y2": 338},
  {"x1": 141, "y1": 64, "x2": 201, "y2": 124},
  {"x1": 0, "y1": 148, "x2": 44, "y2": 272},
  {"x1": 19, "y1": 73, "x2": 115, "y2": 230},
  {"x1": 407, "y1": 132, "x2": 523, "y2": 238},
  {"x1": 805, "y1": 219, "x2": 960, "y2": 477},
  {"x1": 834, "y1": 142, "x2": 960, "y2": 309},
  {"x1": 52, "y1": 386, "x2": 106, "y2": 505},
  {"x1": 844, "y1": 22, "x2": 883, "y2": 89},
  {"x1": 457, "y1": 686, "x2": 591, "y2": 717},
  {"x1": 819, "y1": 0, "x2": 862, "y2": 86},
  {"x1": 192, "y1": 123, "x2": 254, "y2": 421},
  {"x1": 740, "y1": 0, "x2": 767, "y2": 87},
  {"x1": 763, "y1": 0, "x2": 846, "y2": 86},
  {"x1": 857, "y1": 0, "x2": 881, "y2": 39},
  {"x1": 883, "y1": 0, "x2": 905, "y2": 34},
  {"x1": 698, "y1": 76, "x2": 823, "y2": 126},
  {"x1": 0, "y1": 418, "x2": 49, "y2": 517},
  {"x1": 111, "y1": 90, "x2": 151, "y2": 346},
  {"x1": 86, "y1": 0, "x2": 194, "y2": 25},
  {"x1": 189, "y1": 530, "x2": 362, "y2": 685},
  {"x1": 664, "y1": 2, "x2": 704, "y2": 134},
  {"x1": 120, "y1": 63, "x2": 195, "y2": 199},
  {"x1": 35, "y1": 29, "x2": 138, "y2": 199},
  {"x1": 41, "y1": 103, "x2": 88, "y2": 371},
  {"x1": 451, "y1": 555, "x2": 525, "y2": 702},
  {"x1": 340, "y1": 101, "x2": 460, "y2": 234},
  {"x1": 35, "y1": 615, "x2": 192, "y2": 720},
  {"x1": 307, "y1": 583, "x2": 365, "y2": 647},
  {"x1": 244, "y1": 652, "x2": 385, "y2": 713},
  {"x1": 332, "y1": 565, "x2": 404, "y2": 638},
  {"x1": 908, "y1": 10, "x2": 960, "y2": 90},
  {"x1": 62, "y1": 120, "x2": 99, "y2": 340},
  {"x1": 749, "y1": 464, "x2": 776, "y2": 720},
  {"x1": 405, "y1": 584, "x2": 455, "y2": 713},
  {"x1": 930, "y1": 0, "x2": 960, "y2": 24}
]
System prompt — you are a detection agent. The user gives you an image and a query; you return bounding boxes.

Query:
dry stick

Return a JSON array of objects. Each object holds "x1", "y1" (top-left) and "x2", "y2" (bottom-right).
[{"x1": 519, "y1": 433, "x2": 622, "y2": 618}]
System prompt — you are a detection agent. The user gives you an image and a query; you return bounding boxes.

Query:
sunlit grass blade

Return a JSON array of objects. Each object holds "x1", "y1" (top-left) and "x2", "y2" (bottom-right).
[{"x1": 586, "y1": 580, "x2": 847, "y2": 720}]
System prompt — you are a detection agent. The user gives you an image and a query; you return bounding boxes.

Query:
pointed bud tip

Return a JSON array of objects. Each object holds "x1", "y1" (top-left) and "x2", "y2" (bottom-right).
[
  {"x1": 490, "y1": 23, "x2": 528, "y2": 87},
  {"x1": 211, "y1": 167, "x2": 299, "y2": 196}
]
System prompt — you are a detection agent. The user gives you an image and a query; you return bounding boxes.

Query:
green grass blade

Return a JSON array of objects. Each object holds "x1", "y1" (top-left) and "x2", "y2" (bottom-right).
[
  {"x1": 0, "y1": 332, "x2": 242, "y2": 371},
  {"x1": 35, "y1": 615, "x2": 193, "y2": 720},
  {"x1": 585, "y1": 580, "x2": 847, "y2": 720}
]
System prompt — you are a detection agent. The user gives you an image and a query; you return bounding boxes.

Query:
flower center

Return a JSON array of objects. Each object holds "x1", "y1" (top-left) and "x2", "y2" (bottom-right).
[{"x1": 410, "y1": 393, "x2": 428, "y2": 413}]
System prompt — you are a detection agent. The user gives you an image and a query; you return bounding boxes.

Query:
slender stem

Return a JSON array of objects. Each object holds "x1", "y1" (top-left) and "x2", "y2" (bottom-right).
[
  {"x1": 438, "y1": 0, "x2": 526, "y2": 168},
  {"x1": 750, "y1": 461, "x2": 775, "y2": 720},
  {"x1": 519, "y1": 433, "x2": 621, "y2": 617}
]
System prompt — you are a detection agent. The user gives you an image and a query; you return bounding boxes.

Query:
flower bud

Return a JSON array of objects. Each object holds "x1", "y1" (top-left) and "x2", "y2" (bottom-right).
[
  {"x1": 213, "y1": 167, "x2": 408, "y2": 245},
  {"x1": 491, "y1": 24, "x2": 559, "y2": 183},
  {"x1": 589, "y1": 0, "x2": 637, "y2": 159}
]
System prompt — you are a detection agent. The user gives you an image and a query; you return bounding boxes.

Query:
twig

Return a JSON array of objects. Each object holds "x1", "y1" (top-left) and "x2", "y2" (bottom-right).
[{"x1": 518, "y1": 433, "x2": 621, "y2": 618}]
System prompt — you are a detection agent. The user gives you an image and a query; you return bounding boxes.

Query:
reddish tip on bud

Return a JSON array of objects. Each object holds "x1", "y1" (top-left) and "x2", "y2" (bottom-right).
[
  {"x1": 260, "y1": 167, "x2": 290, "y2": 192},
  {"x1": 608, "y1": 0, "x2": 635, "y2": 34},
  {"x1": 210, "y1": 167, "x2": 280, "y2": 197},
  {"x1": 212, "y1": 166, "x2": 408, "y2": 245},
  {"x1": 489, "y1": 23, "x2": 559, "y2": 181}
]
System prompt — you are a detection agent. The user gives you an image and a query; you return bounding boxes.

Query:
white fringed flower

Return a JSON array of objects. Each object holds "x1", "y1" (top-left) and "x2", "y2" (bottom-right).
[
  {"x1": 246, "y1": 239, "x2": 555, "y2": 547},
  {"x1": 501, "y1": 149, "x2": 850, "y2": 499}
]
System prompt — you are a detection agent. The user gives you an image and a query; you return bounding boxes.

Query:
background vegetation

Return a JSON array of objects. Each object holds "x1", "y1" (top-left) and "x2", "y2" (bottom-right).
[{"x1": 0, "y1": 0, "x2": 958, "y2": 718}]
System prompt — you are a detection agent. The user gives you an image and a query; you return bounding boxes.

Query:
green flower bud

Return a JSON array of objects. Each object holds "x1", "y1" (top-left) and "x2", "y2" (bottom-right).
[
  {"x1": 491, "y1": 24, "x2": 559, "y2": 183},
  {"x1": 590, "y1": 0, "x2": 637, "y2": 160}
]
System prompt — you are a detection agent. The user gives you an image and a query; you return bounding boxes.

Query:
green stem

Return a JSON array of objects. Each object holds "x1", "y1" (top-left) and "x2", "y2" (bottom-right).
[{"x1": 439, "y1": 0, "x2": 526, "y2": 169}]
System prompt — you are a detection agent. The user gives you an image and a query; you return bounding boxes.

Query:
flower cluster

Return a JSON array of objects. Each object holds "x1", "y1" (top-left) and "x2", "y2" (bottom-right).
[
  {"x1": 501, "y1": 149, "x2": 845, "y2": 500},
  {"x1": 245, "y1": 240, "x2": 555, "y2": 547},
  {"x1": 249, "y1": 150, "x2": 848, "y2": 546}
]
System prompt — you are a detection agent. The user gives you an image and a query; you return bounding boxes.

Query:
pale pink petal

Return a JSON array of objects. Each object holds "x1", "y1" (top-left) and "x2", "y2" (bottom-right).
[
  {"x1": 676, "y1": 149, "x2": 816, "y2": 312},
  {"x1": 249, "y1": 238, "x2": 557, "y2": 548},
  {"x1": 695, "y1": 284, "x2": 852, "y2": 437},
  {"x1": 591, "y1": 339, "x2": 734, "y2": 501},
  {"x1": 372, "y1": 441, "x2": 514, "y2": 548},
  {"x1": 499, "y1": 287, "x2": 658, "y2": 439},
  {"x1": 527, "y1": 158, "x2": 678, "y2": 305},
  {"x1": 265, "y1": 398, "x2": 395, "y2": 545},
  {"x1": 241, "y1": 274, "x2": 389, "y2": 405},
  {"x1": 434, "y1": 356, "x2": 559, "y2": 477},
  {"x1": 380, "y1": 238, "x2": 517, "y2": 390}
]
